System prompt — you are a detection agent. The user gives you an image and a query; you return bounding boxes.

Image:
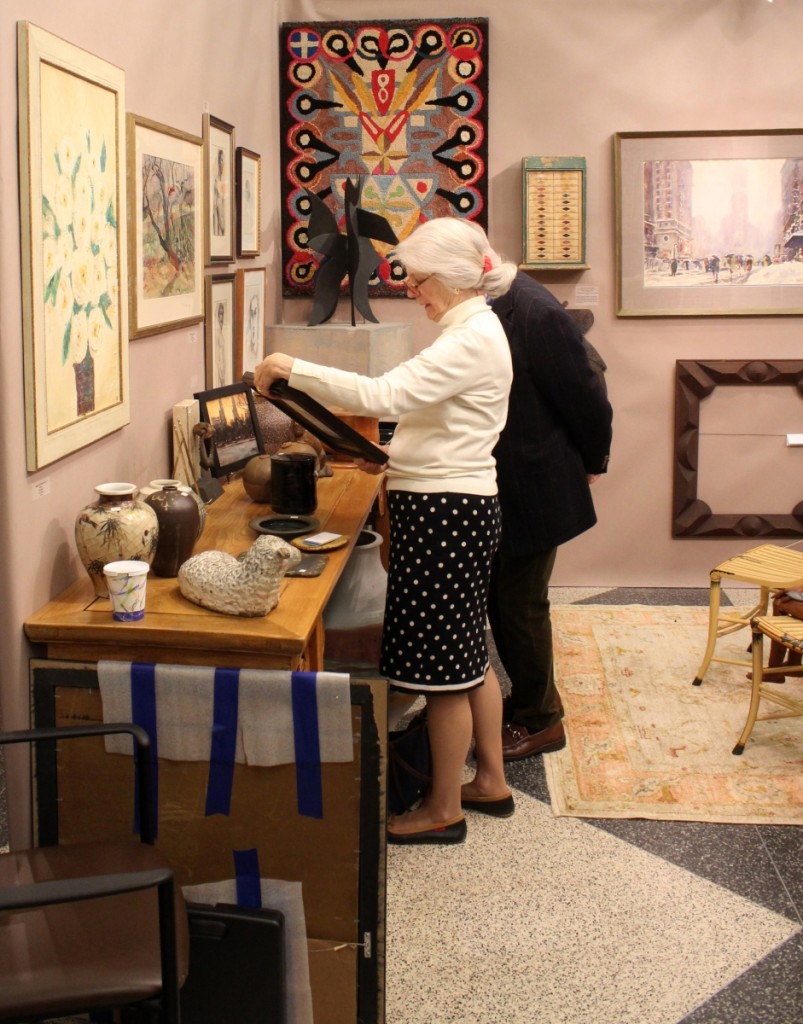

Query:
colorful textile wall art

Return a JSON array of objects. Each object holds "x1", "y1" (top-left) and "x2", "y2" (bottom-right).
[{"x1": 279, "y1": 19, "x2": 489, "y2": 299}]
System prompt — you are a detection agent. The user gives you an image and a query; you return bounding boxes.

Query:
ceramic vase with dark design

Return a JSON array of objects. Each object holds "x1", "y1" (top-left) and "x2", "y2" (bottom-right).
[
  {"x1": 145, "y1": 483, "x2": 201, "y2": 578},
  {"x1": 74, "y1": 482, "x2": 159, "y2": 598}
]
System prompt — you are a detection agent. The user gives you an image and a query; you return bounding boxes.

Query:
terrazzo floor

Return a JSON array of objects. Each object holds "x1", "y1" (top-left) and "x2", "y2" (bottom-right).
[{"x1": 385, "y1": 587, "x2": 803, "y2": 1024}]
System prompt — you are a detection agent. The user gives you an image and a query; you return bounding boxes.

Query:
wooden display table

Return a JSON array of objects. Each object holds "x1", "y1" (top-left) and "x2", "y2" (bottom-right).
[
  {"x1": 24, "y1": 468, "x2": 387, "y2": 1024},
  {"x1": 25, "y1": 468, "x2": 383, "y2": 670}
]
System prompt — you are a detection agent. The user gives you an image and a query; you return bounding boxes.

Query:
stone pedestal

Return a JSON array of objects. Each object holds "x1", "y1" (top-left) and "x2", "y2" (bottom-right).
[{"x1": 266, "y1": 321, "x2": 413, "y2": 377}]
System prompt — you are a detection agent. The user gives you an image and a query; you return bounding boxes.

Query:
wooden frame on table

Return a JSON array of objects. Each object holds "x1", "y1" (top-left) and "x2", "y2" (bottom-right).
[
  {"x1": 615, "y1": 129, "x2": 803, "y2": 317},
  {"x1": 126, "y1": 113, "x2": 204, "y2": 339},
  {"x1": 17, "y1": 22, "x2": 129, "y2": 471},
  {"x1": 235, "y1": 267, "x2": 266, "y2": 380},
  {"x1": 204, "y1": 273, "x2": 236, "y2": 389},
  {"x1": 673, "y1": 359, "x2": 803, "y2": 538},
  {"x1": 194, "y1": 382, "x2": 264, "y2": 477},
  {"x1": 203, "y1": 113, "x2": 235, "y2": 264},
  {"x1": 235, "y1": 147, "x2": 261, "y2": 257}
]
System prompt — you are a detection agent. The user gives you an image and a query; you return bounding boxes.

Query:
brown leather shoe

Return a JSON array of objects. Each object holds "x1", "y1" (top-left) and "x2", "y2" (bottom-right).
[{"x1": 502, "y1": 720, "x2": 566, "y2": 760}]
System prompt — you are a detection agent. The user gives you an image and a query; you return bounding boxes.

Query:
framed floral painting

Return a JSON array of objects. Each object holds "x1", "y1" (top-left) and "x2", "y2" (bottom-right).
[
  {"x1": 127, "y1": 113, "x2": 204, "y2": 338},
  {"x1": 17, "y1": 22, "x2": 129, "y2": 470},
  {"x1": 203, "y1": 113, "x2": 235, "y2": 265}
]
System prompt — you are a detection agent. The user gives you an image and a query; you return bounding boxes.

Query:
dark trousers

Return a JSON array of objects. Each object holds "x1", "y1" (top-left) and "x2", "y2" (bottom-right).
[{"x1": 487, "y1": 547, "x2": 563, "y2": 733}]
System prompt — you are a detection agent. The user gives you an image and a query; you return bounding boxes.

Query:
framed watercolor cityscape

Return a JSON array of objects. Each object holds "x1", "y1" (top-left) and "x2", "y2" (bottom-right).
[
  {"x1": 616, "y1": 129, "x2": 803, "y2": 317},
  {"x1": 17, "y1": 22, "x2": 130, "y2": 471},
  {"x1": 278, "y1": 18, "x2": 489, "y2": 299},
  {"x1": 126, "y1": 113, "x2": 204, "y2": 339}
]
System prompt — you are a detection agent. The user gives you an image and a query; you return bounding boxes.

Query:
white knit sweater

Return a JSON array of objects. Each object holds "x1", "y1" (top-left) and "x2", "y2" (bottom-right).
[{"x1": 288, "y1": 296, "x2": 513, "y2": 495}]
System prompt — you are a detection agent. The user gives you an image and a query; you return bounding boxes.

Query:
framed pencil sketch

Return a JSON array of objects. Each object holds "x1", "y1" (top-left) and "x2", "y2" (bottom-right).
[
  {"x1": 236, "y1": 147, "x2": 261, "y2": 257},
  {"x1": 235, "y1": 267, "x2": 266, "y2": 380},
  {"x1": 194, "y1": 382, "x2": 264, "y2": 476},
  {"x1": 17, "y1": 22, "x2": 129, "y2": 471},
  {"x1": 615, "y1": 129, "x2": 803, "y2": 317},
  {"x1": 203, "y1": 113, "x2": 235, "y2": 264},
  {"x1": 204, "y1": 273, "x2": 236, "y2": 389},
  {"x1": 127, "y1": 113, "x2": 204, "y2": 339}
]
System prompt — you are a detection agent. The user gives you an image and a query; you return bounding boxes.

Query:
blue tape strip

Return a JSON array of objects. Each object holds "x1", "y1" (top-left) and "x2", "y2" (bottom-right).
[
  {"x1": 130, "y1": 662, "x2": 159, "y2": 838},
  {"x1": 234, "y1": 848, "x2": 262, "y2": 907},
  {"x1": 205, "y1": 668, "x2": 240, "y2": 816},
  {"x1": 291, "y1": 671, "x2": 323, "y2": 819}
]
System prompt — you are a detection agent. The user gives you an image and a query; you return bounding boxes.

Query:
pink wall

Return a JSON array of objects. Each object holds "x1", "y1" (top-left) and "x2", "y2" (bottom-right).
[{"x1": 2, "y1": 0, "x2": 803, "y2": 840}]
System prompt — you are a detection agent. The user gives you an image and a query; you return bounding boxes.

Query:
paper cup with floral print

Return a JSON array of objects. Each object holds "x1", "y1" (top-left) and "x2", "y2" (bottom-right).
[{"x1": 103, "y1": 560, "x2": 150, "y2": 621}]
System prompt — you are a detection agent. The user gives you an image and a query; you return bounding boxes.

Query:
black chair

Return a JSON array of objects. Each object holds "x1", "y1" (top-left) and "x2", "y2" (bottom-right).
[{"x1": 0, "y1": 722, "x2": 189, "y2": 1023}]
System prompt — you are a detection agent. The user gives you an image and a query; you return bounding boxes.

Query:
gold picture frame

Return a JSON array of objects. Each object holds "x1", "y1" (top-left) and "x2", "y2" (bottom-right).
[
  {"x1": 18, "y1": 22, "x2": 129, "y2": 470},
  {"x1": 126, "y1": 113, "x2": 204, "y2": 339}
]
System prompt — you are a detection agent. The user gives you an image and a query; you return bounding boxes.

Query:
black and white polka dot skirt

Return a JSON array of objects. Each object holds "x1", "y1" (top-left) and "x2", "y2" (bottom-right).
[{"x1": 379, "y1": 490, "x2": 502, "y2": 694}]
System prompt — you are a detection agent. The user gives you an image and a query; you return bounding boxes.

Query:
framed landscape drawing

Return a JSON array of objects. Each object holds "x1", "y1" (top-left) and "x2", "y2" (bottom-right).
[
  {"x1": 17, "y1": 22, "x2": 129, "y2": 470},
  {"x1": 205, "y1": 273, "x2": 236, "y2": 389},
  {"x1": 127, "y1": 113, "x2": 204, "y2": 338},
  {"x1": 203, "y1": 113, "x2": 235, "y2": 264},
  {"x1": 235, "y1": 267, "x2": 266, "y2": 380},
  {"x1": 616, "y1": 129, "x2": 803, "y2": 317},
  {"x1": 236, "y1": 147, "x2": 261, "y2": 257}
]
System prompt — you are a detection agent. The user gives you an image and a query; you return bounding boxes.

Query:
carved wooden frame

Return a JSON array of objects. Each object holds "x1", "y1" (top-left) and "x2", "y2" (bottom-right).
[{"x1": 673, "y1": 359, "x2": 803, "y2": 537}]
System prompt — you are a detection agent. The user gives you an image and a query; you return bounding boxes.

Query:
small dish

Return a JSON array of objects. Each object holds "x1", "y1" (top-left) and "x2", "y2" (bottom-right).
[{"x1": 248, "y1": 514, "x2": 320, "y2": 540}]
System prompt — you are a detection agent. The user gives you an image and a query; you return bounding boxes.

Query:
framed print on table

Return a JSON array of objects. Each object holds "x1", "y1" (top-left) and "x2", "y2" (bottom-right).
[
  {"x1": 204, "y1": 273, "x2": 236, "y2": 389},
  {"x1": 235, "y1": 267, "x2": 266, "y2": 380},
  {"x1": 127, "y1": 113, "x2": 204, "y2": 338},
  {"x1": 194, "y1": 382, "x2": 264, "y2": 477},
  {"x1": 615, "y1": 129, "x2": 803, "y2": 317},
  {"x1": 236, "y1": 147, "x2": 261, "y2": 257},
  {"x1": 17, "y1": 22, "x2": 129, "y2": 471},
  {"x1": 203, "y1": 114, "x2": 235, "y2": 264}
]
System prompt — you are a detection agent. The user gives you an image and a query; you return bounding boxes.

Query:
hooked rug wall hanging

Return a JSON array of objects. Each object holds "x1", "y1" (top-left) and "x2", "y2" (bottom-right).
[{"x1": 278, "y1": 18, "x2": 489, "y2": 300}]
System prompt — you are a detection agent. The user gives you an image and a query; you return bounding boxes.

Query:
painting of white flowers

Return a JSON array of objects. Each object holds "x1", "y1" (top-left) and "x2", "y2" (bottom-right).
[
  {"x1": 18, "y1": 22, "x2": 129, "y2": 470},
  {"x1": 127, "y1": 113, "x2": 204, "y2": 339}
]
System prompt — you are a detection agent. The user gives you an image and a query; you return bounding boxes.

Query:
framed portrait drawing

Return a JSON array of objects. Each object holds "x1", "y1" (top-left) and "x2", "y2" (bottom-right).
[
  {"x1": 127, "y1": 113, "x2": 204, "y2": 338},
  {"x1": 204, "y1": 273, "x2": 236, "y2": 389},
  {"x1": 194, "y1": 382, "x2": 264, "y2": 477},
  {"x1": 17, "y1": 22, "x2": 129, "y2": 471},
  {"x1": 615, "y1": 129, "x2": 803, "y2": 317},
  {"x1": 235, "y1": 267, "x2": 266, "y2": 380},
  {"x1": 203, "y1": 113, "x2": 235, "y2": 264},
  {"x1": 236, "y1": 147, "x2": 261, "y2": 257}
]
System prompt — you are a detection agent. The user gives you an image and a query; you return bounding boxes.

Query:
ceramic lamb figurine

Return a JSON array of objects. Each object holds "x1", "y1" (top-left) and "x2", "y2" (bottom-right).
[{"x1": 178, "y1": 534, "x2": 301, "y2": 617}]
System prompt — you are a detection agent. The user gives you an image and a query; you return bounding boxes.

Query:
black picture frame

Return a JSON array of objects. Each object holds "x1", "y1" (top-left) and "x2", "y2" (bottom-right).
[
  {"x1": 194, "y1": 382, "x2": 264, "y2": 477},
  {"x1": 243, "y1": 375, "x2": 388, "y2": 464}
]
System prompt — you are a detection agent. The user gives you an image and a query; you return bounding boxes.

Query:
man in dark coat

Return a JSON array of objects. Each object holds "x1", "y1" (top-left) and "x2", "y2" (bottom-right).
[{"x1": 489, "y1": 272, "x2": 613, "y2": 759}]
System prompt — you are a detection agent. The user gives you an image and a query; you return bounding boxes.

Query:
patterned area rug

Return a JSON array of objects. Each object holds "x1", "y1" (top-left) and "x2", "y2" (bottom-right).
[{"x1": 544, "y1": 605, "x2": 803, "y2": 824}]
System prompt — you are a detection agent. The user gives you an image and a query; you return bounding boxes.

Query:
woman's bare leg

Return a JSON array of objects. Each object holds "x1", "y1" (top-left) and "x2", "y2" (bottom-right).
[
  {"x1": 463, "y1": 665, "x2": 510, "y2": 800},
  {"x1": 389, "y1": 691, "x2": 471, "y2": 832}
]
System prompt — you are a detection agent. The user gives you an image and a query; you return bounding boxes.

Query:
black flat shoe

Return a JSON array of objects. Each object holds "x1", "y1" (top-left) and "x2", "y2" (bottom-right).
[
  {"x1": 387, "y1": 815, "x2": 467, "y2": 845},
  {"x1": 461, "y1": 793, "x2": 515, "y2": 818}
]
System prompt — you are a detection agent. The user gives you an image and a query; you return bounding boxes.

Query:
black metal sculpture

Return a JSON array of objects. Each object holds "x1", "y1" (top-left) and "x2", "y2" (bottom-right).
[{"x1": 305, "y1": 177, "x2": 398, "y2": 327}]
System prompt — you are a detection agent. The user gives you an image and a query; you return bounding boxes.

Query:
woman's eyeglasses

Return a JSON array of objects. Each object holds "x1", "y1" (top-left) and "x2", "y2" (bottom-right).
[{"x1": 405, "y1": 273, "x2": 434, "y2": 292}]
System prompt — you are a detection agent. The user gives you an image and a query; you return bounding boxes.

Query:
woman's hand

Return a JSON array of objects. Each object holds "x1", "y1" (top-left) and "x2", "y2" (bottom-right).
[
  {"x1": 353, "y1": 457, "x2": 387, "y2": 476},
  {"x1": 254, "y1": 353, "x2": 295, "y2": 394}
]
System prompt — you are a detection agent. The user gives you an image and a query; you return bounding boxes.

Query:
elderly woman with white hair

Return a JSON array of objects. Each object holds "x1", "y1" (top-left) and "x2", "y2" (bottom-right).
[{"x1": 255, "y1": 216, "x2": 517, "y2": 845}]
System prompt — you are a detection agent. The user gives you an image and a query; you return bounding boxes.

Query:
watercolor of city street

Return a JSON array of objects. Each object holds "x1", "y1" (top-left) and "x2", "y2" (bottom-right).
[
  {"x1": 643, "y1": 158, "x2": 803, "y2": 289},
  {"x1": 616, "y1": 130, "x2": 803, "y2": 317}
]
